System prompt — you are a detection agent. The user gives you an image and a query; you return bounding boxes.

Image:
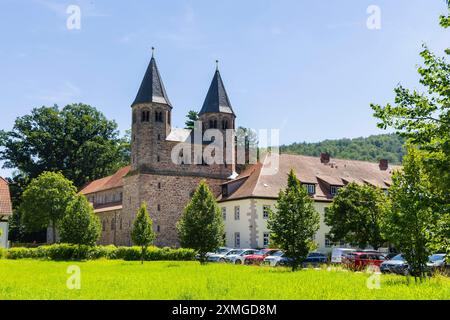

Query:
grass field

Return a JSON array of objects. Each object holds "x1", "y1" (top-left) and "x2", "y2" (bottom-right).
[{"x1": 0, "y1": 260, "x2": 449, "y2": 300}]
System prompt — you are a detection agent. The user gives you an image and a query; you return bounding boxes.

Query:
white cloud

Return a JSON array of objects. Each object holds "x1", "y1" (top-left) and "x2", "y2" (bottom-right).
[{"x1": 30, "y1": 81, "x2": 81, "y2": 104}]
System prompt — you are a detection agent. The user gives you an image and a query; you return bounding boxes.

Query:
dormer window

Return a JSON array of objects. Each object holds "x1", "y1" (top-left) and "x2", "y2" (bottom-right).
[
  {"x1": 330, "y1": 185, "x2": 340, "y2": 197},
  {"x1": 222, "y1": 185, "x2": 228, "y2": 197},
  {"x1": 303, "y1": 183, "x2": 316, "y2": 195}
]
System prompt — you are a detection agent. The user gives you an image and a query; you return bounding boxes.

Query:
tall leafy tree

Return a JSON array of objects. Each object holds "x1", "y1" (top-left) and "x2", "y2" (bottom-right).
[
  {"x1": 59, "y1": 195, "x2": 101, "y2": 247},
  {"x1": 324, "y1": 183, "x2": 388, "y2": 250},
  {"x1": 384, "y1": 147, "x2": 438, "y2": 279},
  {"x1": 371, "y1": 6, "x2": 450, "y2": 258},
  {"x1": 20, "y1": 172, "x2": 77, "y2": 243},
  {"x1": 131, "y1": 202, "x2": 156, "y2": 264},
  {"x1": 268, "y1": 170, "x2": 320, "y2": 271},
  {"x1": 184, "y1": 110, "x2": 199, "y2": 130},
  {"x1": 177, "y1": 180, "x2": 224, "y2": 264},
  {"x1": 0, "y1": 104, "x2": 130, "y2": 189}
]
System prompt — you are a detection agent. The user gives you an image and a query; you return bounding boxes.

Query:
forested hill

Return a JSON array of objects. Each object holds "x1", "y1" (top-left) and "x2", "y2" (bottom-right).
[{"x1": 280, "y1": 134, "x2": 406, "y2": 164}]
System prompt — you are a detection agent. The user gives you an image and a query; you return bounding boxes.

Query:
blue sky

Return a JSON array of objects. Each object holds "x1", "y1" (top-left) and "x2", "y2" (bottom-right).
[{"x1": 0, "y1": 0, "x2": 449, "y2": 178}]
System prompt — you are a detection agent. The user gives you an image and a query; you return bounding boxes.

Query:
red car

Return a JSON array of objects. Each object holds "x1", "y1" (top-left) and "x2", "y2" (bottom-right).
[
  {"x1": 244, "y1": 249, "x2": 280, "y2": 265},
  {"x1": 342, "y1": 251, "x2": 386, "y2": 271}
]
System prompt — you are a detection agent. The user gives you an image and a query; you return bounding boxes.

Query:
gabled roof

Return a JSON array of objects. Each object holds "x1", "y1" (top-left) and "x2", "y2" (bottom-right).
[
  {"x1": 0, "y1": 177, "x2": 13, "y2": 216},
  {"x1": 80, "y1": 166, "x2": 130, "y2": 195},
  {"x1": 132, "y1": 56, "x2": 172, "y2": 107},
  {"x1": 220, "y1": 154, "x2": 400, "y2": 202},
  {"x1": 199, "y1": 69, "x2": 235, "y2": 116}
]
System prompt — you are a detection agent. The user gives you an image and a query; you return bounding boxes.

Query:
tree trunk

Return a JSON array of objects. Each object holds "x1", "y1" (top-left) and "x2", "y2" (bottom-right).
[{"x1": 52, "y1": 220, "x2": 56, "y2": 244}]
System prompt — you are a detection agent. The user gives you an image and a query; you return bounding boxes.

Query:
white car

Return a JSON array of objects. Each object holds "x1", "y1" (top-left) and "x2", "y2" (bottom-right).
[
  {"x1": 331, "y1": 248, "x2": 355, "y2": 263},
  {"x1": 207, "y1": 249, "x2": 244, "y2": 263},
  {"x1": 225, "y1": 249, "x2": 258, "y2": 264},
  {"x1": 263, "y1": 251, "x2": 284, "y2": 266}
]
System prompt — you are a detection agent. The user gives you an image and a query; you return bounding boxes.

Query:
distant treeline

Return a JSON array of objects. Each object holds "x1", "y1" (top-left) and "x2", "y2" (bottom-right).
[{"x1": 280, "y1": 134, "x2": 406, "y2": 164}]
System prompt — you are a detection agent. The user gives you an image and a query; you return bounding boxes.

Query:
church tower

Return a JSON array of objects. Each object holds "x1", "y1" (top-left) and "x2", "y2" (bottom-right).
[
  {"x1": 198, "y1": 63, "x2": 236, "y2": 174},
  {"x1": 130, "y1": 49, "x2": 172, "y2": 172}
]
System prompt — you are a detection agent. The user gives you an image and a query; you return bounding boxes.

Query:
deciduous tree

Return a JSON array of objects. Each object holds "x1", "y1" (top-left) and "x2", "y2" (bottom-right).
[
  {"x1": 268, "y1": 170, "x2": 320, "y2": 271},
  {"x1": 177, "y1": 181, "x2": 224, "y2": 264},
  {"x1": 324, "y1": 183, "x2": 388, "y2": 250},
  {"x1": 131, "y1": 202, "x2": 156, "y2": 264},
  {"x1": 20, "y1": 172, "x2": 77, "y2": 243},
  {"x1": 59, "y1": 195, "x2": 101, "y2": 247}
]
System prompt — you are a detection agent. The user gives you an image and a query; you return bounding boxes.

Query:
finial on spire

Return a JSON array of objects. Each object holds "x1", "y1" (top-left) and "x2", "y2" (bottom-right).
[
  {"x1": 216, "y1": 59, "x2": 219, "y2": 71},
  {"x1": 151, "y1": 47, "x2": 155, "y2": 58}
]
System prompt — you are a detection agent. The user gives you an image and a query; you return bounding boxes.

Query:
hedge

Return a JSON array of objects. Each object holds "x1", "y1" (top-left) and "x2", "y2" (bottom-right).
[{"x1": 0, "y1": 244, "x2": 196, "y2": 261}]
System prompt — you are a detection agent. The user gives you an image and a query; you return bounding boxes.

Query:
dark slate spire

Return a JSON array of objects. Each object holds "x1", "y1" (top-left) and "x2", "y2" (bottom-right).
[
  {"x1": 132, "y1": 50, "x2": 171, "y2": 107},
  {"x1": 199, "y1": 66, "x2": 234, "y2": 116}
]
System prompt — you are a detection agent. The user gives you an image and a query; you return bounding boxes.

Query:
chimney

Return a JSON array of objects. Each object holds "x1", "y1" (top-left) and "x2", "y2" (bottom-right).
[
  {"x1": 379, "y1": 159, "x2": 388, "y2": 171},
  {"x1": 320, "y1": 153, "x2": 330, "y2": 164}
]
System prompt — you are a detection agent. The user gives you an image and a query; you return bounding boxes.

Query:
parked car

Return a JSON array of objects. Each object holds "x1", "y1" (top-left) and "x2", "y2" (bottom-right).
[
  {"x1": 244, "y1": 249, "x2": 280, "y2": 265},
  {"x1": 342, "y1": 251, "x2": 386, "y2": 271},
  {"x1": 273, "y1": 252, "x2": 328, "y2": 267},
  {"x1": 380, "y1": 254, "x2": 408, "y2": 274},
  {"x1": 196, "y1": 247, "x2": 232, "y2": 260},
  {"x1": 331, "y1": 248, "x2": 356, "y2": 263},
  {"x1": 427, "y1": 254, "x2": 447, "y2": 273},
  {"x1": 225, "y1": 249, "x2": 258, "y2": 264},
  {"x1": 384, "y1": 252, "x2": 400, "y2": 260},
  {"x1": 207, "y1": 248, "x2": 244, "y2": 262},
  {"x1": 263, "y1": 251, "x2": 285, "y2": 266}
]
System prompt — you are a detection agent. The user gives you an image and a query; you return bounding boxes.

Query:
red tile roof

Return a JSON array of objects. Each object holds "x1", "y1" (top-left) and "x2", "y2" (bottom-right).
[
  {"x1": 80, "y1": 166, "x2": 130, "y2": 195},
  {"x1": 0, "y1": 177, "x2": 13, "y2": 216},
  {"x1": 220, "y1": 154, "x2": 400, "y2": 202}
]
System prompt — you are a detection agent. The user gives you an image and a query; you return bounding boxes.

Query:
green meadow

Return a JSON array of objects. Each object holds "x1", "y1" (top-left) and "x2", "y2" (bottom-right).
[{"x1": 0, "y1": 260, "x2": 449, "y2": 300}]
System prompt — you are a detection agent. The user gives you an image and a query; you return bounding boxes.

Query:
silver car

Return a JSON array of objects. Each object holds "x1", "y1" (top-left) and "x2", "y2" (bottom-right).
[
  {"x1": 207, "y1": 249, "x2": 244, "y2": 263},
  {"x1": 225, "y1": 249, "x2": 258, "y2": 264}
]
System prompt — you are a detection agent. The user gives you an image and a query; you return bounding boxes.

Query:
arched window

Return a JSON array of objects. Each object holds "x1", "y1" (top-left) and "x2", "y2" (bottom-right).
[
  {"x1": 222, "y1": 120, "x2": 228, "y2": 130},
  {"x1": 141, "y1": 110, "x2": 150, "y2": 122},
  {"x1": 132, "y1": 111, "x2": 137, "y2": 124},
  {"x1": 111, "y1": 218, "x2": 115, "y2": 231},
  {"x1": 209, "y1": 119, "x2": 218, "y2": 129},
  {"x1": 155, "y1": 111, "x2": 163, "y2": 123}
]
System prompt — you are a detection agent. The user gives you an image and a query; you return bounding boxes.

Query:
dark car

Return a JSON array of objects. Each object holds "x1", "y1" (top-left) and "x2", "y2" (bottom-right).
[{"x1": 277, "y1": 252, "x2": 328, "y2": 267}]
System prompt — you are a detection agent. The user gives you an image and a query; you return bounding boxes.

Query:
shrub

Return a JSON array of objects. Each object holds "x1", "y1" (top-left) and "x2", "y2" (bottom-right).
[
  {"x1": 0, "y1": 248, "x2": 7, "y2": 259},
  {"x1": 2, "y1": 244, "x2": 196, "y2": 261},
  {"x1": 6, "y1": 247, "x2": 36, "y2": 259}
]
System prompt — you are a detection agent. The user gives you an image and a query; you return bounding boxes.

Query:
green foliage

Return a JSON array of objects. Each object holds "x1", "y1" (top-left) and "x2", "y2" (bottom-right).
[
  {"x1": 131, "y1": 202, "x2": 156, "y2": 263},
  {"x1": 1, "y1": 244, "x2": 195, "y2": 261},
  {"x1": 384, "y1": 148, "x2": 438, "y2": 279},
  {"x1": 0, "y1": 247, "x2": 6, "y2": 259},
  {"x1": 184, "y1": 110, "x2": 199, "y2": 129},
  {"x1": 177, "y1": 180, "x2": 224, "y2": 264},
  {"x1": 20, "y1": 172, "x2": 77, "y2": 242},
  {"x1": 268, "y1": 170, "x2": 320, "y2": 271},
  {"x1": 324, "y1": 183, "x2": 388, "y2": 250},
  {"x1": 1, "y1": 260, "x2": 450, "y2": 299},
  {"x1": 280, "y1": 134, "x2": 405, "y2": 164},
  {"x1": 371, "y1": 14, "x2": 450, "y2": 264},
  {"x1": 59, "y1": 195, "x2": 101, "y2": 246},
  {"x1": 113, "y1": 246, "x2": 196, "y2": 261},
  {"x1": 0, "y1": 104, "x2": 129, "y2": 188}
]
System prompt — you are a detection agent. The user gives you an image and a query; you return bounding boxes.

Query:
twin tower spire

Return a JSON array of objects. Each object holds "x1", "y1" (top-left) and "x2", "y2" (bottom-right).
[{"x1": 132, "y1": 51, "x2": 235, "y2": 117}]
